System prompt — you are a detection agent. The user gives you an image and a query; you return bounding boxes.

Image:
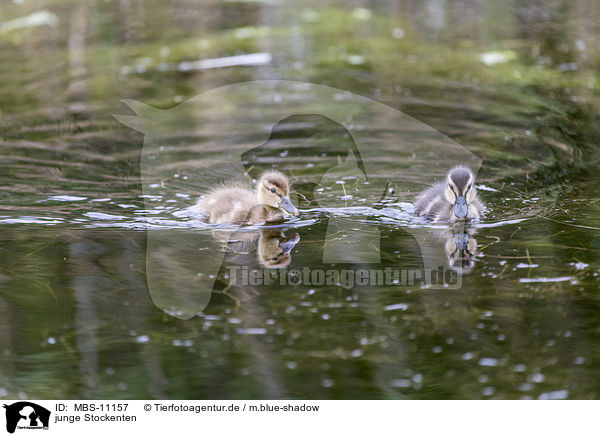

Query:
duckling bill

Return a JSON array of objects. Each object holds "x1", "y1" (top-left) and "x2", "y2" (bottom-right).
[
  {"x1": 415, "y1": 166, "x2": 485, "y2": 222},
  {"x1": 195, "y1": 171, "x2": 299, "y2": 225}
]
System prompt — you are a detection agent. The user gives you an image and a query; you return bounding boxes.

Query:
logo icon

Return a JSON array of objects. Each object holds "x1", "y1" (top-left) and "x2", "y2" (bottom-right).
[
  {"x1": 2, "y1": 402, "x2": 50, "y2": 434},
  {"x1": 115, "y1": 80, "x2": 480, "y2": 317}
]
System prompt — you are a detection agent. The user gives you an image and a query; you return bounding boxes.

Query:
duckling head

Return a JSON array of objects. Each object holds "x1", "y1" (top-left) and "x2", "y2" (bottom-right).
[
  {"x1": 443, "y1": 166, "x2": 476, "y2": 219},
  {"x1": 257, "y1": 171, "x2": 299, "y2": 216}
]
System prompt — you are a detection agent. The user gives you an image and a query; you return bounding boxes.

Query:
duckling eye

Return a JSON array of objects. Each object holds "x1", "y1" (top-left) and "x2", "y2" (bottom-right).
[{"x1": 270, "y1": 188, "x2": 277, "y2": 194}]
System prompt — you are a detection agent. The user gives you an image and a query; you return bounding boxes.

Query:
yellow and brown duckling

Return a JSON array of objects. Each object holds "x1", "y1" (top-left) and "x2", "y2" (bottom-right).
[
  {"x1": 415, "y1": 166, "x2": 485, "y2": 222},
  {"x1": 195, "y1": 171, "x2": 299, "y2": 225}
]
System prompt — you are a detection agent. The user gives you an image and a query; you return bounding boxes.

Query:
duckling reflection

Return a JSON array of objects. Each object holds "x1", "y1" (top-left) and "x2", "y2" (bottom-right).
[
  {"x1": 258, "y1": 230, "x2": 300, "y2": 269},
  {"x1": 220, "y1": 228, "x2": 300, "y2": 269},
  {"x1": 443, "y1": 226, "x2": 478, "y2": 274}
]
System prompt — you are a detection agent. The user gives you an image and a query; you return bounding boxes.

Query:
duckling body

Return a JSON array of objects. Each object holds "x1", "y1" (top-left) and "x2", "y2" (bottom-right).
[
  {"x1": 196, "y1": 171, "x2": 299, "y2": 225},
  {"x1": 415, "y1": 166, "x2": 485, "y2": 222}
]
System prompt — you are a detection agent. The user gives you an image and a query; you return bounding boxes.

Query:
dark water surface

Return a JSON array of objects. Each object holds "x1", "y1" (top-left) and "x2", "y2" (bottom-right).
[{"x1": 1, "y1": 0, "x2": 600, "y2": 399}]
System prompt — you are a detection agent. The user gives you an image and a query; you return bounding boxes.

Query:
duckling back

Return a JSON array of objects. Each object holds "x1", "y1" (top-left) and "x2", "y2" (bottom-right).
[
  {"x1": 196, "y1": 186, "x2": 258, "y2": 224},
  {"x1": 196, "y1": 185, "x2": 286, "y2": 225}
]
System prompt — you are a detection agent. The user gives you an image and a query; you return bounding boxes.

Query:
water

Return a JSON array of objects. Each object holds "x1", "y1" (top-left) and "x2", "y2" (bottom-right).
[{"x1": 1, "y1": 0, "x2": 600, "y2": 399}]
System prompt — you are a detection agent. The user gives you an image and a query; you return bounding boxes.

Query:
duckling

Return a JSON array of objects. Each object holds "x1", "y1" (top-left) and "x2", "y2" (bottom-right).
[
  {"x1": 415, "y1": 166, "x2": 485, "y2": 222},
  {"x1": 196, "y1": 171, "x2": 299, "y2": 225}
]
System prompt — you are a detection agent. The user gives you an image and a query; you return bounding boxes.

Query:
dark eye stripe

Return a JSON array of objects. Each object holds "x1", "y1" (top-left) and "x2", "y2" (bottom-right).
[{"x1": 264, "y1": 184, "x2": 282, "y2": 197}]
